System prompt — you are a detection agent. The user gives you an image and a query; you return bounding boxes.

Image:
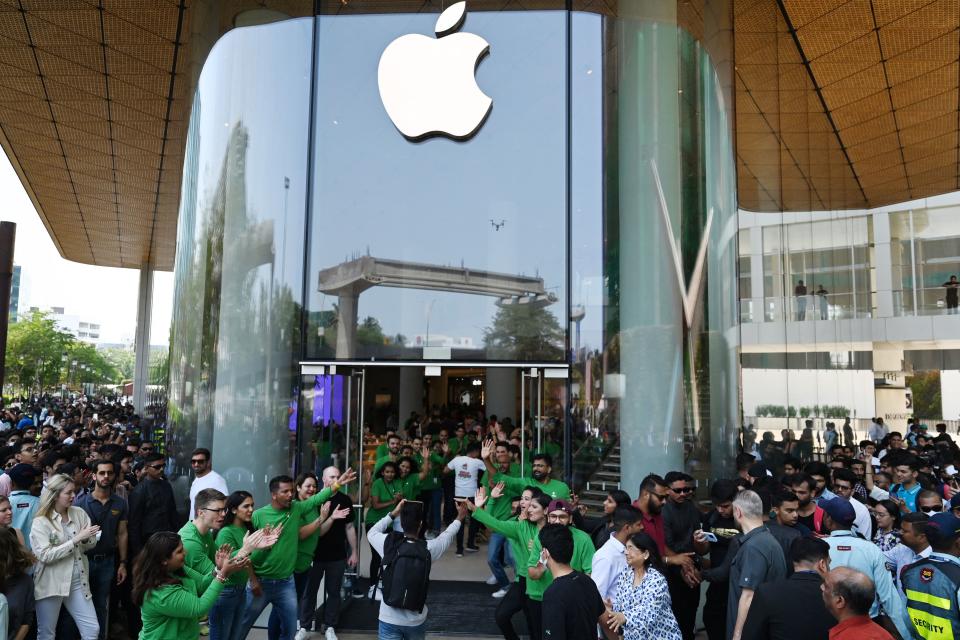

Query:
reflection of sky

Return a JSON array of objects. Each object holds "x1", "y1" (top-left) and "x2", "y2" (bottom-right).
[
  {"x1": 310, "y1": 11, "x2": 569, "y2": 346},
  {"x1": 194, "y1": 19, "x2": 313, "y2": 297},
  {"x1": 569, "y1": 14, "x2": 604, "y2": 352}
]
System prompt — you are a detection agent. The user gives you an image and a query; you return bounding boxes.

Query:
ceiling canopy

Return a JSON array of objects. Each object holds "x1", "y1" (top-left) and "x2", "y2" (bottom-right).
[{"x1": 0, "y1": 0, "x2": 955, "y2": 268}]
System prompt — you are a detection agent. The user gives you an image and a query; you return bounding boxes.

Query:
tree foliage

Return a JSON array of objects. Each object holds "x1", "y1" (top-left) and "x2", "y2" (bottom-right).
[
  {"x1": 483, "y1": 303, "x2": 564, "y2": 360},
  {"x1": 909, "y1": 371, "x2": 942, "y2": 419},
  {"x1": 4, "y1": 310, "x2": 120, "y2": 392}
]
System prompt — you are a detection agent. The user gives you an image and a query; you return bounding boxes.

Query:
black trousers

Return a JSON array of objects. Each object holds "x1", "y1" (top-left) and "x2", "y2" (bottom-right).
[
  {"x1": 301, "y1": 558, "x2": 346, "y2": 630},
  {"x1": 668, "y1": 569, "x2": 701, "y2": 640},
  {"x1": 365, "y1": 523, "x2": 382, "y2": 586},
  {"x1": 524, "y1": 596, "x2": 543, "y2": 640},
  {"x1": 494, "y1": 577, "x2": 527, "y2": 640},
  {"x1": 702, "y1": 583, "x2": 728, "y2": 640}
]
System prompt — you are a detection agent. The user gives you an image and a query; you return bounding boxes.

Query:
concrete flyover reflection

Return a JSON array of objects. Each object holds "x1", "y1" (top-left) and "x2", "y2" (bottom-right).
[{"x1": 317, "y1": 255, "x2": 557, "y2": 357}]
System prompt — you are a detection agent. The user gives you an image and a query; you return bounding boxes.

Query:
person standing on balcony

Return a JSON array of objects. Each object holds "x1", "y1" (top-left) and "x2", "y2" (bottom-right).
[
  {"x1": 943, "y1": 275, "x2": 959, "y2": 315},
  {"x1": 816, "y1": 285, "x2": 829, "y2": 320},
  {"x1": 795, "y1": 280, "x2": 808, "y2": 320}
]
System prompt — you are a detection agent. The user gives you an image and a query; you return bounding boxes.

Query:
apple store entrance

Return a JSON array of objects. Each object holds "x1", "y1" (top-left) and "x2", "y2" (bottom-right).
[{"x1": 296, "y1": 360, "x2": 569, "y2": 588}]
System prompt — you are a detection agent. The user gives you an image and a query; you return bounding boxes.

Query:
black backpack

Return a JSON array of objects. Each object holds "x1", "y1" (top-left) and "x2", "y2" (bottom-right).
[{"x1": 380, "y1": 532, "x2": 432, "y2": 612}]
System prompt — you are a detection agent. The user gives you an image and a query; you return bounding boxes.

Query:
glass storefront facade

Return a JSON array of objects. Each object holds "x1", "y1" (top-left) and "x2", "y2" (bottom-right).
[{"x1": 167, "y1": 1, "x2": 738, "y2": 509}]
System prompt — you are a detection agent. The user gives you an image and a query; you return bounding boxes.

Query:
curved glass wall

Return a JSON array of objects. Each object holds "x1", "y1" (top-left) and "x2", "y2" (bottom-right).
[
  {"x1": 168, "y1": 1, "x2": 738, "y2": 511},
  {"x1": 167, "y1": 19, "x2": 314, "y2": 509}
]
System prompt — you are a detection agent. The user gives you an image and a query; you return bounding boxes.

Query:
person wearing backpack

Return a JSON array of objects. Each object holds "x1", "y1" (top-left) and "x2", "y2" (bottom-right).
[{"x1": 367, "y1": 497, "x2": 468, "y2": 639}]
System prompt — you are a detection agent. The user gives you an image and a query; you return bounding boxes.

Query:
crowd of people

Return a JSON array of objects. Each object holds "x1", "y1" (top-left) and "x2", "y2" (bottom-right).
[{"x1": 4, "y1": 394, "x2": 960, "y2": 640}]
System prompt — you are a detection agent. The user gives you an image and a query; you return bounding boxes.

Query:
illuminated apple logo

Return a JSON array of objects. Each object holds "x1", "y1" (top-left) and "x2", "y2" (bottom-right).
[{"x1": 378, "y1": 2, "x2": 492, "y2": 141}]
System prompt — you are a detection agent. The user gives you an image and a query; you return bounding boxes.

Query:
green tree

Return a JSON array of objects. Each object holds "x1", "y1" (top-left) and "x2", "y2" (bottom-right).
[
  {"x1": 483, "y1": 303, "x2": 564, "y2": 360},
  {"x1": 909, "y1": 371, "x2": 942, "y2": 419},
  {"x1": 357, "y1": 316, "x2": 386, "y2": 346},
  {"x1": 5, "y1": 310, "x2": 75, "y2": 392},
  {"x1": 100, "y1": 347, "x2": 136, "y2": 380}
]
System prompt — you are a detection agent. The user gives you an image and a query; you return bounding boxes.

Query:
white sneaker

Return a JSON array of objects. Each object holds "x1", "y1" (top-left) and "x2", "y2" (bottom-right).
[
  {"x1": 325, "y1": 628, "x2": 338, "y2": 640},
  {"x1": 492, "y1": 586, "x2": 509, "y2": 598},
  {"x1": 485, "y1": 575, "x2": 499, "y2": 585},
  {"x1": 294, "y1": 629, "x2": 311, "y2": 640}
]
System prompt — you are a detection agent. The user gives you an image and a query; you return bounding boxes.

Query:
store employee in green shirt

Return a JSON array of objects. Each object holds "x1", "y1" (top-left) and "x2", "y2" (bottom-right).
[
  {"x1": 238, "y1": 468, "x2": 356, "y2": 640},
  {"x1": 481, "y1": 440, "x2": 571, "y2": 500},
  {"x1": 134, "y1": 530, "x2": 249, "y2": 640}
]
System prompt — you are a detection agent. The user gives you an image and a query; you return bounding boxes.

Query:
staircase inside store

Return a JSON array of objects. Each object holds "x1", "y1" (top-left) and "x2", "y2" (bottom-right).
[{"x1": 580, "y1": 442, "x2": 621, "y2": 513}]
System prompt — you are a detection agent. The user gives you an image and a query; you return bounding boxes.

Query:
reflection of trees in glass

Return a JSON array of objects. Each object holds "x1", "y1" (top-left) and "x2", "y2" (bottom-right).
[{"x1": 483, "y1": 304, "x2": 563, "y2": 360}]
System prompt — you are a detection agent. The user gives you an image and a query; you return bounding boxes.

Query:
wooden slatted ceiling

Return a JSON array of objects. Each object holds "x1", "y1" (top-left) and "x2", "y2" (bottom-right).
[
  {"x1": 737, "y1": 0, "x2": 960, "y2": 211},
  {"x1": 1, "y1": 0, "x2": 957, "y2": 268}
]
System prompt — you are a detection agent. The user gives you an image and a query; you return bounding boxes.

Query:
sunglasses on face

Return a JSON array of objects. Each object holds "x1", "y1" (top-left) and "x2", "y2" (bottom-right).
[
  {"x1": 190, "y1": 458, "x2": 207, "y2": 465},
  {"x1": 148, "y1": 464, "x2": 164, "y2": 470},
  {"x1": 671, "y1": 487, "x2": 694, "y2": 494}
]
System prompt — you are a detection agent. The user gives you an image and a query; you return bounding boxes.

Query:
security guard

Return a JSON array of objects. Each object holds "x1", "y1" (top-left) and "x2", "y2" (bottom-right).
[
  {"x1": 901, "y1": 512, "x2": 960, "y2": 640},
  {"x1": 820, "y1": 497, "x2": 912, "y2": 639}
]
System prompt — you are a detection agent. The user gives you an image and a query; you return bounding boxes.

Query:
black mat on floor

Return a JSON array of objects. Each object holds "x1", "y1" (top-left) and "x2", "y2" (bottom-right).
[{"x1": 333, "y1": 579, "x2": 524, "y2": 636}]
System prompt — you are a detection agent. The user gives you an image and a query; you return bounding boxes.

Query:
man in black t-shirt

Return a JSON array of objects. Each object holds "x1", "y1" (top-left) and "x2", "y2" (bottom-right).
[
  {"x1": 305, "y1": 466, "x2": 358, "y2": 637},
  {"x1": 701, "y1": 480, "x2": 740, "y2": 640},
  {"x1": 540, "y1": 524, "x2": 606, "y2": 640}
]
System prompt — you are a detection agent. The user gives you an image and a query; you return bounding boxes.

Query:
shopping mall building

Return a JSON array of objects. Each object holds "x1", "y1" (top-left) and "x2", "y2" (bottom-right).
[{"x1": 1, "y1": 1, "x2": 959, "y2": 522}]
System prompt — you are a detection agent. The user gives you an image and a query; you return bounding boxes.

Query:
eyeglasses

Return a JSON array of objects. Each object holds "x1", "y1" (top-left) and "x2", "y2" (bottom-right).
[
  {"x1": 202, "y1": 507, "x2": 228, "y2": 515},
  {"x1": 924, "y1": 505, "x2": 943, "y2": 512},
  {"x1": 140, "y1": 447, "x2": 153, "y2": 452},
  {"x1": 671, "y1": 487, "x2": 694, "y2": 494},
  {"x1": 147, "y1": 464, "x2": 164, "y2": 470},
  {"x1": 190, "y1": 459, "x2": 207, "y2": 465}
]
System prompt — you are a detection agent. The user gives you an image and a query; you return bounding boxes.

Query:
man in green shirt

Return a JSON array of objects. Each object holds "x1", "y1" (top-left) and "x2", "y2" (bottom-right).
[
  {"x1": 374, "y1": 434, "x2": 402, "y2": 474},
  {"x1": 482, "y1": 440, "x2": 571, "y2": 500},
  {"x1": 238, "y1": 468, "x2": 356, "y2": 640},
  {"x1": 179, "y1": 488, "x2": 275, "y2": 575},
  {"x1": 525, "y1": 500, "x2": 595, "y2": 633}
]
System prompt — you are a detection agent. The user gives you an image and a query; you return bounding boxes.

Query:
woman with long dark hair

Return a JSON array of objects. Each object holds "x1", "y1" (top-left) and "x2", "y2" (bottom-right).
[
  {"x1": 603, "y1": 532, "x2": 681, "y2": 640},
  {"x1": 209, "y1": 491, "x2": 260, "y2": 640},
  {"x1": 364, "y1": 461, "x2": 401, "y2": 596},
  {"x1": 872, "y1": 499, "x2": 902, "y2": 553},
  {"x1": 133, "y1": 531, "x2": 247, "y2": 639},
  {"x1": 0, "y1": 526, "x2": 35, "y2": 640},
  {"x1": 584, "y1": 489, "x2": 631, "y2": 548}
]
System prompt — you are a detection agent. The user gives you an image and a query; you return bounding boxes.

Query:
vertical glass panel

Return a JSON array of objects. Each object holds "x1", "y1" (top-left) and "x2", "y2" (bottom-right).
[
  {"x1": 306, "y1": 11, "x2": 567, "y2": 362},
  {"x1": 167, "y1": 19, "x2": 313, "y2": 510}
]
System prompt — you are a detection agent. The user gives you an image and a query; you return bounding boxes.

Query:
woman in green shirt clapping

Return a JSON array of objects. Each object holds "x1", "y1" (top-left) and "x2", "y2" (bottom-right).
[
  {"x1": 209, "y1": 491, "x2": 261, "y2": 640},
  {"x1": 133, "y1": 531, "x2": 248, "y2": 640}
]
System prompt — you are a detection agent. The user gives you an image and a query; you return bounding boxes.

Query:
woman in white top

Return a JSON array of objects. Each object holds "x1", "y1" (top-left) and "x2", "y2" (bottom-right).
[{"x1": 29, "y1": 473, "x2": 101, "y2": 640}]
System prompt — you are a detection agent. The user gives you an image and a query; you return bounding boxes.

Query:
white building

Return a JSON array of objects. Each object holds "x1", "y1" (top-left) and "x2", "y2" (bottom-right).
[{"x1": 30, "y1": 306, "x2": 103, "y2": 343}]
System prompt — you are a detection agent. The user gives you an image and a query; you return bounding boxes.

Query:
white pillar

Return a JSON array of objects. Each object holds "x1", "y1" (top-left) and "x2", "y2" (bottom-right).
[
  {"x1": 133, "y1": 265, "x2": 154, "y2": 412},
  {"x1": 872, "y1": 211, "x2": 895, "y2": 318}
]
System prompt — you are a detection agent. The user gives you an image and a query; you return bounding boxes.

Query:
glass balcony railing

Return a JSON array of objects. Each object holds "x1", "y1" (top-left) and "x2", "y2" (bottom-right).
[{"x1": 739, "y1": 288, "x2": 960, "y2": 323}]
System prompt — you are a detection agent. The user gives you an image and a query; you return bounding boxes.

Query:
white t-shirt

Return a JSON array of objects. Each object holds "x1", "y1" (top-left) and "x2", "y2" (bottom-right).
[
  {"x1": 189, "y1": 470, "x2": 229, "y2": 517},
  {"x1": 446, "y1": 456, "x2": 485, "y2": 498}
]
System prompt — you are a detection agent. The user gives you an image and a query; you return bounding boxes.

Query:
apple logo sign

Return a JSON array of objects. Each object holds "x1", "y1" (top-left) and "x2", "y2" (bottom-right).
[{"x1": 378, "y1": 2, "x2": 492, "y2": 141}]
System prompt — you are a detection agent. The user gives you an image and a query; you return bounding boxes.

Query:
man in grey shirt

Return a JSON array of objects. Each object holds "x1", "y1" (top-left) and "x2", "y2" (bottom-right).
[
  {"x1": 728, "y1": 490, "x2": 788, "y2": 640},
  {"x1": 367, "y1": 498, "x2": 467, "y2": 638}
]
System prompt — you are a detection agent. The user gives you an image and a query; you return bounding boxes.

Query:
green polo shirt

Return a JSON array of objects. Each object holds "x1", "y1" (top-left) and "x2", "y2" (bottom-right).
[
  {"x1": 415, "y1": 453, "x2": 445, "y2": 491},
  {"x1": 365, "y1": 477, "x2": 401, "y2": 525},
  {"x1": 398, "y1": 474, "x2": 422, "y2": 500},
  {"x1": 250, "y1": 486, "x2": 334, "y2": 579},
  {"x1": 177, "y1": 521, "x2": 215, "y2": 576},
  {"x1": 214, "y1": 524, "x2": 250, "y2": 587},
  {"x1": 526, "y1": 526, "x2": 595, "y2": 601},
  {"x1": 497, "y1": 472, "x2": 571, "y2": 501},
  {"x1": 472, "y1": 507, "x2": 538, "y2": 581},
  {"x1": 140, "y1": 565, "x2": 223, "y2": 640}
]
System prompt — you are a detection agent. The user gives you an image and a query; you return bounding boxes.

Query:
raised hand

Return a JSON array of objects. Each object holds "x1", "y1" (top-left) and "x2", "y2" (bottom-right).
[
  {"x1": 320, "y1": 501, "x2": 332, "y2": 521},
  {"x1": 337, "y1": 468, "x2": 358, "y2": 486},
  {"x1": 474, "y1": 486, "x2": 487, "y2": 510},
  {"x1": 331, "y1": 505, "x2": 351, "y2": 520},
  {"x1": 391, "y1": 499, "x2": 407, "y2": 519},
  {"x1": 214, "y1": 543, "x2": 233, "y2": 570},
  {"x1": 490, "y1": 481, "x2": 505, "y2": 500},
  {"x1": 481, "y1": 438, "x2": 494, "y2": 461}
]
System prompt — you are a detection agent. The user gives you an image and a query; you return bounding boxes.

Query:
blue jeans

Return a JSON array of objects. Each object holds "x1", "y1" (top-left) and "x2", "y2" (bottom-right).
[
  {"x1": 487, "y1": 533, "x2": 513, "y2": 588},
  {"x1": 378, "y1": 620, "x2": 426, "y2": 639},
  {"x1": 427, "y1": 488, "x2": 442, "y2": 531},
  {"x1": 239, "y1": 576, "x2": 298, "y2": 640},
  {"x1": 209, "y1": 584, "x2": 246, "y2": 640},
  {"x1": 86, "y1": 556, "x2": 114, "y2": 640}
]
